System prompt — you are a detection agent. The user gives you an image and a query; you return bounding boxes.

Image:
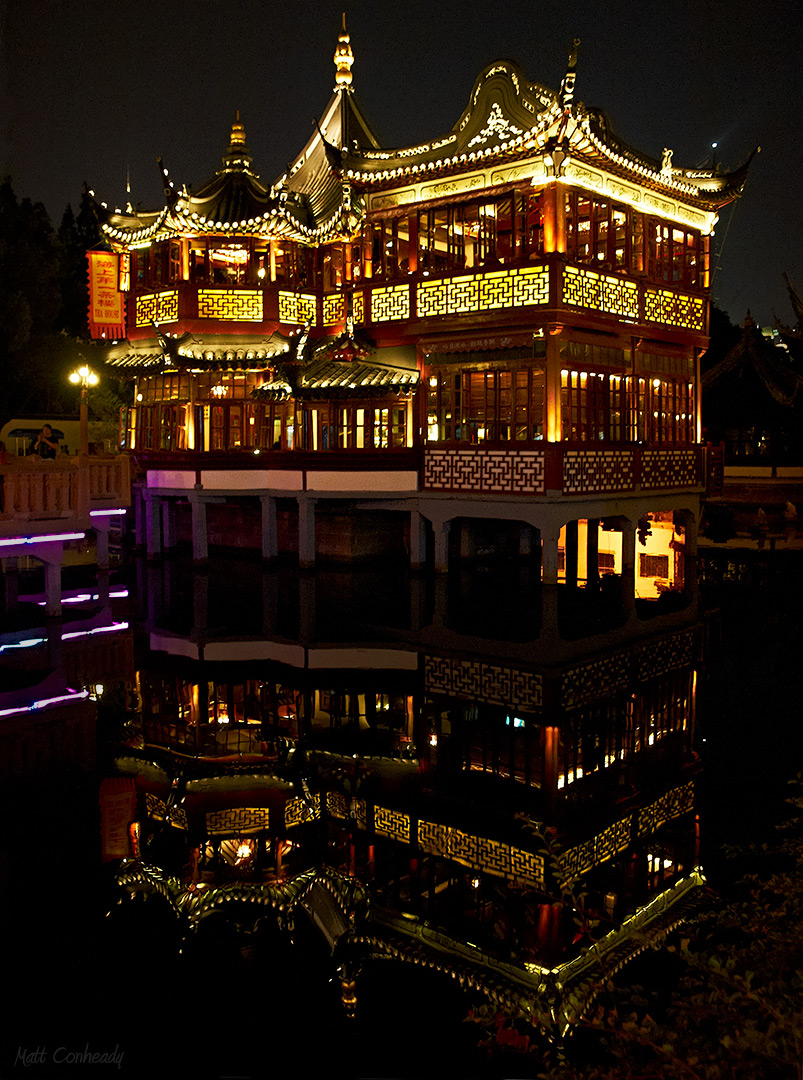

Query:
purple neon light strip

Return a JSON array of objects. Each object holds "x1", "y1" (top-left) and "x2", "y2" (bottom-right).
[
  {"x1": 0, "y1": 689, "x2": 90, "y2": 719},
  {"x1": 0, "y1": 532, "x2": 85, "y2": 548}
]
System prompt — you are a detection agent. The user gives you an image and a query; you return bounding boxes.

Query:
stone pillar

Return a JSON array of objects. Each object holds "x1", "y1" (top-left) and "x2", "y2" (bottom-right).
[
  {"x1": 3, "y1": 557, "x2": 19, "y2": 612},
  {"x1": 161, "y1": 499, "x2": 174, "y2": 552},
  {"x1": 409, "y1": 574, "x2": 428, "y2": 631},
  {"x1": 261, "y1": 570, "x2": 279, "y2": 635},
  {"x1": 96, "y1": 568, "x2": 110, "y2": 605},
  {"x1": 144, "y1": 492, "x2": 162, "y2": 560},
  {"x1": 298, "y1": 573, "x2": 316, "y2": 641},
  {"x1": 432, "y1": 519, "x2": 451, "y2": 574},
  {"x1": 193, "y1": 569, "x2": 208, "y2": 638},
  {"x1": 134, "y1": 484, "x2": 147, "y2": 549},
  {"x1": 44, "y1": 559, "x2": 62, "y2": 618},
  {"x1": 260, "y1": 495, "x2": 278, "y2": 561},
  {"x1": 189, "y1": 490, "x2": 208, "y2": 564},
  {"x1": 94, "y1": 520, "x2": 111, "y2": 570},
  {"x1": 409, "y1": 511, "x2": 428, "y2": 570},
  {"x1": 298, "y1": 497, "x2": 316, "y2": 570}
]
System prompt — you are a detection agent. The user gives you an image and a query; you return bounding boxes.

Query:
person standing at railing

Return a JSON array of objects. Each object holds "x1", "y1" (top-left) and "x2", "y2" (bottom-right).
[{"x1": 30, "y1": 424, "x2": 59, "y2": 459}]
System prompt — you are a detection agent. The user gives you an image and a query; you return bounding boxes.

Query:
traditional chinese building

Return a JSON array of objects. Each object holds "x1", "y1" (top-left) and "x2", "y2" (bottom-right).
[{"x1": 87, "y1": 23, "x2": 752, "y2": 631}]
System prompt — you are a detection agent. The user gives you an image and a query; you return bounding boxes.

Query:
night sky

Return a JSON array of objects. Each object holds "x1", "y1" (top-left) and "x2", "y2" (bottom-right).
[{"x1": 2, "y1": 0, "x2": 801, "y2": 328}]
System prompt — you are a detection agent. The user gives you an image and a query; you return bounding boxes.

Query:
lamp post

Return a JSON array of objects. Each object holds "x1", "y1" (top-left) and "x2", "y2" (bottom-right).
[{"x1": 69, "y1": 365, "x2": 99, "y2": 456}]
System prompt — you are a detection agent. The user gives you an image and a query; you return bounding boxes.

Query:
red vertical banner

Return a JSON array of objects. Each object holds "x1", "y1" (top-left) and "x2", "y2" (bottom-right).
[{"x1": 87, "y1": 250, "x2": 126, "y2": 339}]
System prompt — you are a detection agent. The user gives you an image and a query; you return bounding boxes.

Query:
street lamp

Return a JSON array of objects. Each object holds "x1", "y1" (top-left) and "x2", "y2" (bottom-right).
[{"x1": 69, "y1": 365, "x2": 99, "y2": 456}]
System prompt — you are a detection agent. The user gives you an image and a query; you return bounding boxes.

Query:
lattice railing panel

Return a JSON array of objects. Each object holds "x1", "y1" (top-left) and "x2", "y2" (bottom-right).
[
  {"x1": 425, "y1": 655, "x2": 543, "y2": 712},
  {"x1": 322, "y1": 293, "x2": 345, "y2": 326},
  {"x1": 278, "y1": 290, "x2": 316, "y2": 324},
  {"x1": 424, "y1": 448, "x2": 545, "y2": 495},
  {"x1": 562, "y1": 266, "x2": 639, "y2": 318},
  {"x1": 205, "y1": 807, "x2": 268, "y2": 835},
  {"x1": 641, "y1": 448, "x2": 700, "y2": 489},
  {"x1": 644, "y1": 288, "x2": 705, "y2": 331},
  {"x1": 416, "y1": 819, "x2": 544, "y2": 888},
  {"x1": 636, "y1": 628, "x2": 696, "y2": 683},
  {"x1": 135, "y1": 290, "x2": 178, "y2": 327},
  {"x1": 374, "y1": 805, "x2": 410, "y2": 843},
  {"x1": 284, "y1": 794, "x2": 321, "y2": 828},
  {"x1": 637, "y1": 781, "x2": 695, "y2": 836},
  {"x1": 198, "y1": 289, "x2": 263, "y2": 321},
  {"x1": 416, "y1": 266, "x2": 549, "y2": 318},
  {"x1": 562, "y1": 449, "x2": 635, "y2": 494},
  {"x1": 370, "y1": 284, "x2": 410, "y2": 322}
]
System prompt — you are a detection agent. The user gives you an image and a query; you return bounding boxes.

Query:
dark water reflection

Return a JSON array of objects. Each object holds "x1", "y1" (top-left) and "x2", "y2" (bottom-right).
[{"x1": 2, "y1": 545, "x2": 801, "y2": 1077}]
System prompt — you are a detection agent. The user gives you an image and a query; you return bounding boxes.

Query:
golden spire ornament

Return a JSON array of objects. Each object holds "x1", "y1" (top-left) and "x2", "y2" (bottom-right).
[{"x1": 334, "y1": 13, "x2": 354, "y2": 90}]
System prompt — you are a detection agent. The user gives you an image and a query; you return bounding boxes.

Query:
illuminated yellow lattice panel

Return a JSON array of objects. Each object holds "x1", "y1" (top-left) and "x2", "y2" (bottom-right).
[
  {"x1": 562, "y1": 266, "x2": 639, "y2": 319},
  {"x1": 145, "y1": 792, "x2": 187, "y2": 829},
  {"x1": 284, "y1": 794, "x2": 321, "y2": 828},
  {"x1": 145, "y1": 792, "x2": 167, "y2": 820},
  {"x1": 595, "y1": 815, "x2": 632, "y2": 864},
  {"x1": 374, "y1": 805, "x2": 410, "y2": 843},
  {"x1": 417, "y1": 819, "x2": 450, "y2": 858},
  {"x1": 352, "y1": 291, "x2": 365, "y2": 323},
  {"x1": 476, "y1": 836, "x2": 511, "y2": 877},
  {"x1": 560, "y1": 838, "x2": 596, "y2": 880},
  {"x1": 637, "y1": 780, "x2": 695, "y2": 837},
  {"x1": 322, "y1": 293, "x2": 345, "y2": 326},
  {"x1": 205, "y1": 807, "x2": 269, "y2": 835},
  {"x1": 447, "y1": 275, "x2": 480, "y2": 313},
  {"x1": 510, "y1": 266, "x2": 550, "y2": 306},
  {"x1": 327, "y1": 791, "x2": 348, "y2": 819},
  {"x1": 644, "y1": 289, "x2": 705, "y2": 331},
  {"x1": 449, "y1": 827, "x2": 479, "y2": 867},
  {"x1": 135, "y1": 290, "x2": 178, "y2": 327},
  {"x1": 371, "y1": 284, "x2": 410, "y2": 322},
  {"x1": 278, "y1": 290, "x2": 317, "y2": 324},
  {"x1": 508, "y1": 846, "x2": 545, "y2": 888},
  {"x1": 198, "y1": 289, "x2": 263, "y2": 321},
  {"x1": 416, "y1": 266, "x2": 549, "y2": 318}
]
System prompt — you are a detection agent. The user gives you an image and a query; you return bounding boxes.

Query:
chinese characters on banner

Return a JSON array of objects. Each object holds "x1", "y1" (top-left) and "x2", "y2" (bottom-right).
[{"x1": 87, "y1": 251, "x2": 126, "y2": 339}]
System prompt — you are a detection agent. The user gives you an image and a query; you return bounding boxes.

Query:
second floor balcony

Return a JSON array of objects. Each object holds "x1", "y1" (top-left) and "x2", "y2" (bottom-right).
[{"x1": 127, "y1": 254, "x2": 708, "y2": 344}]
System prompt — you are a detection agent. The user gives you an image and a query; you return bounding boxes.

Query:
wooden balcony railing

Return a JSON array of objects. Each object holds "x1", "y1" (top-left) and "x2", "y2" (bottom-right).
[
  {"x1": 127, "y1": 257, "x2": 709, "y2": 338},
  {"x1": 0, "y1": 454, "x2": 131, "y2": 539}
]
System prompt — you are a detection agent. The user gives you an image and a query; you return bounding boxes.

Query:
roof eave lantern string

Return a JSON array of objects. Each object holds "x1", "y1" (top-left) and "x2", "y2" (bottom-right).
[{"x1": 334, "y1": 13, "x2": 354, "y2": 93}]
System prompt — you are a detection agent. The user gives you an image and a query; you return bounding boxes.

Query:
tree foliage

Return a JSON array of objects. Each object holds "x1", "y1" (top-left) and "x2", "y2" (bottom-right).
[{"x1": 0, "y1": 177, "x2": 104, "y2": 425}]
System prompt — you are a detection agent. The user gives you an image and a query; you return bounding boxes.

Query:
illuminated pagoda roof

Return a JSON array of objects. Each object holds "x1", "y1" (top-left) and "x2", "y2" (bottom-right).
[
  {"x1": 251, "y1": 331, "x2": 419, "y2": 402},
  {"x1": 104, "y1": 330, "x2": 296, "y2": 373},
  {"x1": 332, "y1": 41, "x2": 755, "y2": 220},
  {"x1": 92, "y1": 25, "x2": 754, "y2": 257}
]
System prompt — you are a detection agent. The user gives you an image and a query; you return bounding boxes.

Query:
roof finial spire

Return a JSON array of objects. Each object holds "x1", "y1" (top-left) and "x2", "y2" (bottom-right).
[
  {"x1": 559, "y1": 38, "x2": 580, "y2": 110},
  {"x1": 222, "y1": 110, "x2": 253, "y2": 170},
  {"x1": 334, "y1": 13, "x2": 354, "y2": 91}
]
